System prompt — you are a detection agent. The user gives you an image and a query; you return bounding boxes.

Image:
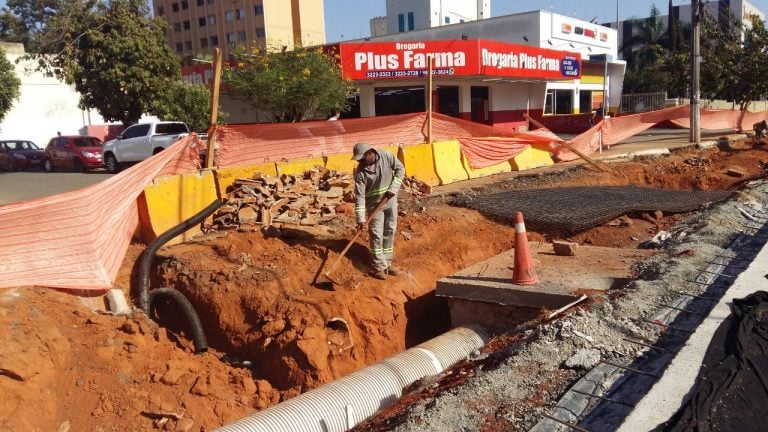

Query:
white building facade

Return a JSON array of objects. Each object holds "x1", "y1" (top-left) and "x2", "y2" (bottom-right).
[
  {"x1": 383, "y1": 0, "x2": 490, "y2": 34},
  {"x1": 0, "y1": 43, "x2": 109, "y2": 147}
]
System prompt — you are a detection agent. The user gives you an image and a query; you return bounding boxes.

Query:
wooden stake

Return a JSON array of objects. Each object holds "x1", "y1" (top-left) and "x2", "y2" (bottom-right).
[
  {"x1": 522, "y1": 113, "x2": 608, "y2": 173},
  {"x1": 205, "y1": 48, "x2": 223, "y2": 169},
  {"x1": 427, "y1": 55, "x2": 433, "y2": 144}
]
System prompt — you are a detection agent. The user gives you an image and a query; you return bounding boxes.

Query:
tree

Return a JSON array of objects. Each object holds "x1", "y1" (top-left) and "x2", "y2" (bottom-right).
[
  {"x1": 29, "y1": 0, "x2": 180, "y2": 126},
  {"x1": 151, "y1": 80, "x2": 227, "y2": 132},
  {"x1": 0, "y1": 0, "x2": 60, "y2": 49},
  {"x1": 0, "y1": 46, "x2": 21, "y2": 122},
  {"x1": 621, "y1": 5, "x2": 671, "y2": 94},
  {"x1": 224, "y1": 45, "x2": 354, "y2": 123}
]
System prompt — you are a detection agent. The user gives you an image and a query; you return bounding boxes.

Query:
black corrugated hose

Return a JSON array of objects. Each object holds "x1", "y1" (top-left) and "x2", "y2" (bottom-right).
[{"x1": 136, "y1": 198, "x2": 224, "y2": 353}]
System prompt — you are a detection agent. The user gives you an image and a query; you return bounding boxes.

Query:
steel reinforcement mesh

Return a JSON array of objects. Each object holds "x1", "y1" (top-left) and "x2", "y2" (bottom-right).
[{"x1": 456, "y1": 186, "x2": 732, "y2": 235}]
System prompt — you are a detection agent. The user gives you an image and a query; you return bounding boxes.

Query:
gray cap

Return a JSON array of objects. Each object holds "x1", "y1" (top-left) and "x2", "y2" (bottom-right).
[{"x1": 351, "y1": 142, "x2": 373, "y2": 160}]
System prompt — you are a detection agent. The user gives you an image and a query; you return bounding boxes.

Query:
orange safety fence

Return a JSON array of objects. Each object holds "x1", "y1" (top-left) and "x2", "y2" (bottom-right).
[
  {"x1": 1, "y1": 107, "x2": 765, "y2": 291},
  {"x1": 0, "y1": 136, "x2": 202, "y2": 290},
  {"x1": 557, "y1": 106, "x2": 768, "y2": 161},
  {"x1": 215, "y1": 112, "x2": 520, "y2": 167}
]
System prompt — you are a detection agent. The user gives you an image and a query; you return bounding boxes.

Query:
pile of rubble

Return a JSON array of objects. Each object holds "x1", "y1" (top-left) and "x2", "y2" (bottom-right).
[{"x1": 206, "y1": 167, "x2": 432, "y2": 232}]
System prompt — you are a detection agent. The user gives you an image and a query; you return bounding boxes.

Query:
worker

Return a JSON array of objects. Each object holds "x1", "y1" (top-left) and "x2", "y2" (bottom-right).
[{"x1": 351, "y1": 142, "x2": 405, "y2": 280}]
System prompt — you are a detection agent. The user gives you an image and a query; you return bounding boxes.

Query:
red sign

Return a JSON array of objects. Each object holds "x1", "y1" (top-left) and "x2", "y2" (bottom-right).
[{"x1": 339, "y1": 39, "x2": 581, "y2": 81}]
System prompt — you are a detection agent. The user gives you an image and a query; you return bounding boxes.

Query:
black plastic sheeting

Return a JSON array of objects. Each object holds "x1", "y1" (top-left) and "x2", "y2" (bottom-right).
[
  {"x1": 455, "y1": 186, "x2": 732, "y2": 235},
  {"x1": 654, "y1": 291, "x2": 768, "y2": 432}
]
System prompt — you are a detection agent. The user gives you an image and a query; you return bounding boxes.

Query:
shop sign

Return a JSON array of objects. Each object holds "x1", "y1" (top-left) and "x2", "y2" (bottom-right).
[{"x1": 340, "y1": 39, "x2": 581, "y2": 81}]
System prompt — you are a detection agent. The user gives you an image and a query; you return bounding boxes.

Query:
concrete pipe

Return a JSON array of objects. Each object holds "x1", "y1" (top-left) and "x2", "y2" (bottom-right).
[{"x1": 216, "y1": 325, "x2": 490, "y2": 432}]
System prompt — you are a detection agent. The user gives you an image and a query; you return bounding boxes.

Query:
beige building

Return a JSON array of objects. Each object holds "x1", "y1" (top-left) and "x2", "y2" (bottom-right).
[{"x1": 153, "y1": 0, "x2": 326, "y2": 56}]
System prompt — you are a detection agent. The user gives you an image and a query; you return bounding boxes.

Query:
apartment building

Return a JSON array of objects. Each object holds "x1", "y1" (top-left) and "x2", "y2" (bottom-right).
[
  {"x1": 153, "y1": 0, "x2": 326, "y2": 56},
  {"x1": 372, "y1": 0, "x2": 489, "y2": 36}
]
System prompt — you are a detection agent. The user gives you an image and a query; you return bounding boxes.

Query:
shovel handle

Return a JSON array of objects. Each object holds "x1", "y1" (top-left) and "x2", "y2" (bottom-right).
[{"x1": 324, "y1": 196, "x2": 391, "y2": 278}]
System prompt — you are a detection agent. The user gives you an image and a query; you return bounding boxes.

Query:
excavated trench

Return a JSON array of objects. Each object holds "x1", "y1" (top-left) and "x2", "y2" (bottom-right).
[{"x1": 144, "y1": 139, "x2": 768, "y2": 428}]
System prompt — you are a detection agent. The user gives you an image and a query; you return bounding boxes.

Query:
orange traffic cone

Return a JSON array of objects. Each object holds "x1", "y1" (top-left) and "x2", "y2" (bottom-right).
[{"x1": 512, "y1": 211, "x2": 539, "y2": 285}]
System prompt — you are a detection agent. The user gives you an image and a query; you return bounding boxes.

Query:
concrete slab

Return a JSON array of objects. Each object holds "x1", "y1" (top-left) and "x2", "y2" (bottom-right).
[{"x1": 437, "y1": 243, "x2": 655, "y2": 310}]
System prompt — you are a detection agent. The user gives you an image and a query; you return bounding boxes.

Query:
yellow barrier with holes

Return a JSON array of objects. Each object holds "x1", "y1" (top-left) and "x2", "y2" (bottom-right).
[
  {"x1": 216, "y1": 163, "x2": 278, "y2": 193},
  {"x1": 141, "y1": 170, "x2": 218, "y2": 245},
  {"x1": 461, "y1": 154, "x2": 512, "y2": 179},
  {"x1": 325, "y1": 154, "x2": 357, "y2": 174},
  {"x1": 402, "y1": 143, "x2": 441, "y2": 186},
  {"x1": 432, "y1": 140, "x2": 469, "y2": 185},
  {"x1": 509, "y1": 147, "x2": 555, "y2": 171},
  {"x1": 276, "y1": 157, "x2": 326, "y2": 176}
]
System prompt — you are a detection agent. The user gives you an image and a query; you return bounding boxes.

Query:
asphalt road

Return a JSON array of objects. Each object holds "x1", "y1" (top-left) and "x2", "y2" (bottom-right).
[{"x1": 0, "y1": 169, "x2": 113, "y2": 206}]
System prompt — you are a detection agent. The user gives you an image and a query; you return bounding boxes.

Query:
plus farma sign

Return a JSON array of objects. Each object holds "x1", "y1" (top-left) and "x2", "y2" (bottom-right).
[{"x1": 339, "y1": 39, "x2": 582, "y2": 81}]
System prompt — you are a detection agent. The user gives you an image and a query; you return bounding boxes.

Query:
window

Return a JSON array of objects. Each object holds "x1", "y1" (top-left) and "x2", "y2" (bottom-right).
[
  {"x1": 225, "y1": 10, "x2": 234, "y2": 21},
  {"x1": 227, "y1": 32, "x2": 236, "y2": 42},
  {"x1": 207, "y1": 0, "x2": 214, "y2": 4},
  {"x1": 207, "y1": 15, "x2": 216, "y2": 25},
  {"x1": 157, "y1": 6, "x2": 165, "y2": 16},
  {"x1": 238, "y1": 30, "x2": 246, "y2": 41},
  {"x1": 200, "y1": 37, "x2": 208, "y2": 48},
  {"x1": 183, "y1": 20, "x2": 190, "y2": 30},
  {"x1": 156, "y1": 123, "x2": 189, "y2": 134},
  {"x1": 407, "y1": 12, "x2": 414, "y2": 30},
  {"x1": 255, "y1": 27, "x2": 265, "y2": 37},
  {"x1": 236, "y1": 8, "x2": 245, "y2": 19},
  {"x1": 171, "y1": 2, "x2": 179, "y2": 12},
  {"x1": 175, "y1": 42, "x2": 183, "y2": 52},
  {"x1": 173, "y1": 22, "x2": 181, "y2": 32},
  {"x1": 254, "y1": 5, "x2": 263, "y2": 15},
  {"x1": 181, "y1": 0, "x2": 188, "y2": 10},
  {"x1": 196, "y1": 0, "x2": 204, "y2": 5},
  {"x1": 398, "y1": 13, "x2": 404, "y2": 32},
  {"x1": 184, "y1": 40, "x2": 192, "y2": 51},
  {"x1": 445, "y1": 17, "x2": 450, "y2": 24},
  {"x1": 123, "y1": 124, "x2": 151, "y2": 139},
  {"x1": 210, "y1": 35, "x2": 219, "y2": 46},
  {"x1": 198, "y1": 17, "x2": 206, "y2": 27}
]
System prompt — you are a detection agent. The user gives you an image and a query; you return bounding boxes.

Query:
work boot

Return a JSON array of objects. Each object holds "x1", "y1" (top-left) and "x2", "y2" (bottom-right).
[
  {"x1": 387, "y1": 266, "x2": 404, "y2": 276},
  {"x1": 369, "y1": 269, "x2": 387, "y2": 280}
]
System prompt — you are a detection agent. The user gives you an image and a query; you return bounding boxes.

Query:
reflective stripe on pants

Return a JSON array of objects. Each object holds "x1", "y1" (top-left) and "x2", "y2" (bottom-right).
[{"x1": 368, "y1": 198, "x2": 397, "y2": 272}]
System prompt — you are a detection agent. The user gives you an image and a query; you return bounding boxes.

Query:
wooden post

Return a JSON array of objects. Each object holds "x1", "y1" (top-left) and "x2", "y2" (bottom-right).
[
  {"x1": 205, "y1": 48, "x2": 223, "y2": 169},
  {"x1": 427, "y1": 55, "x2": 433, "y2": 144},
  {"x1": 522, "y1": 113, "x2": 608, "y2": 173}
]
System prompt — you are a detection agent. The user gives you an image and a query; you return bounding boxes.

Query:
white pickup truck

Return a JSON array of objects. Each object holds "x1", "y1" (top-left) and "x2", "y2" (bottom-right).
[{"x1": 102, "y1": 121, "x2": 189, "y2": 173}]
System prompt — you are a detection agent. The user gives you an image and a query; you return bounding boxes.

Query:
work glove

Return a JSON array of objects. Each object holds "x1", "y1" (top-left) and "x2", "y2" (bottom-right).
[
  {"x1": 357, "y1": 222, "x2": 365, "y2": 232},
  {"x1": 385, "y1": 191, "x2": 396, "y2": 199}
]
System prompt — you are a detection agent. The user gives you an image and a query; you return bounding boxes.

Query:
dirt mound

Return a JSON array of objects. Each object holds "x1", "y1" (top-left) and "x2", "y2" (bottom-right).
[{"x1": 1, "y1": 139, "x2": 767, "y2": 430}]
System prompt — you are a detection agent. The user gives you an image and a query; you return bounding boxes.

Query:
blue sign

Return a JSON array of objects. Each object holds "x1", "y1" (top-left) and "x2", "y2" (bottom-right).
[{"x1": 561, "y1": 56, "x2": 581, "y2": 77}]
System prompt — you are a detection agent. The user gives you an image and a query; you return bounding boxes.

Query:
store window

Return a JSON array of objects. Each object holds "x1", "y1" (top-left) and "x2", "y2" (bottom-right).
[{"x1": 544, "y1": 89, "x2": 574, "y2": 115}]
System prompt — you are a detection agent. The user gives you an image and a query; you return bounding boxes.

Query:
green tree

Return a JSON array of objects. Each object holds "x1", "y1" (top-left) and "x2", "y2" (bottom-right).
[
  {"x1": 0, "y1": 46, "x2": 21, "y2": 122},
  {"x1": 0, "y1": 0, "x2": 60, "y2": 48},
  {"x1": 621, "y1": 5, "x2": 671, "y2": 93},
  {"x1": 151, "y1": 80, "x2": 227, "y2": 132},
  {"x1": 224, "y1": 45, "x2": 354, "y2": 122},
  {"x1": 29, "y1": 0, "x2": 180, "y2": 126}
]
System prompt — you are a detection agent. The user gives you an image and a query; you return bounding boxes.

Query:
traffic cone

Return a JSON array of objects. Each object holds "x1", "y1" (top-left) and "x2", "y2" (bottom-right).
[{"x1": 512, "y1": 211, "x2": 539, "y2": 285}]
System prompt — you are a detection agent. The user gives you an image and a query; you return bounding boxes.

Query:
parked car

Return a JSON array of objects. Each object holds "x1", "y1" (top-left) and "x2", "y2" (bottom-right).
[
  {"x1": 44, "y1": 135, "x2": 104, "y2": 172},
  {"x1": 102, "y1": 121, "x2": 190, "y2": 173},
  {"x1": 0, "y1": 140, "x2": 45, "y2": 171}
]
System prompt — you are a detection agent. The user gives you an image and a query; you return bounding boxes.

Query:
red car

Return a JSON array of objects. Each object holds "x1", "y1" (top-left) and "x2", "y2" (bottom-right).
[
  {"x1": 0, "y1": 140, "x2": 45, "y2": 171},
  {"x1": 44, "y1": 135, "x2": 104, "y2": 172}
]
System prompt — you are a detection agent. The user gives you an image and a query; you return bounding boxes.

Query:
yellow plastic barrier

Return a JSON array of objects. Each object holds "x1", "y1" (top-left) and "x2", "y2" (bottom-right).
[
  {"x1": 402, "y1": 143, "x2": 441, "y2": 186},
  {"x1": 325, "y1": 153, "x2": 357, "y2": 174},
  {"x1": 509, "y1": 147, "x2": 555, "y2": 171},
  {"x1": 141, "y1": 170, "x2": 218, "y2": 245},
  {"x1": 276, "y1": 157, "x2": 326, "y2": 176},
  {"x1": 216, "y1": 163, "x2": 278, "y2": 193},
  {"x1": 432, "y1": 140, "x2": 469, "y2": 185},
  {"x1": 461, "y1": 154, "x2": 511, "y2": 179}
]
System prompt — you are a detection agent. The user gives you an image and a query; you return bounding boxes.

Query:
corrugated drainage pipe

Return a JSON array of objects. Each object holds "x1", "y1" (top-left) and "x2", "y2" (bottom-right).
[{"x1": 216, "y1": 325, "x2": 490, "y2": 432}]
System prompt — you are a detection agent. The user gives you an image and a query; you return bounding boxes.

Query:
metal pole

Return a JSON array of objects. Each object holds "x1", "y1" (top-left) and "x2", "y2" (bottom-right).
[
  {"x1": 690, "y1": 0, "x2": 701, "y2": 143},
  {"x1": 603, "y1": 59, "x2": 608, "y2": 118}
]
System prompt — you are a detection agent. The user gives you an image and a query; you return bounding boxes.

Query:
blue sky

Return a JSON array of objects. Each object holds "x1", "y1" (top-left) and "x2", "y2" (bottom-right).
[{"x1": 323, "y1": 0, "x2": 768, "y2": 42}]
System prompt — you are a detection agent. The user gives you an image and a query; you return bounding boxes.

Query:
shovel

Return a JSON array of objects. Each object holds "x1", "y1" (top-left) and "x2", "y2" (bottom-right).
[{"x1": 315, "y1": 196, "x2": 390, "y2": 287}]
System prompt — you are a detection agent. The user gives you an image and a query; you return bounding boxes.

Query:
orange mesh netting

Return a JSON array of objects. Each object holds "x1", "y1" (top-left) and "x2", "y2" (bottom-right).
[
  {"x1": 0, "y1": 136, "x2": 202, "y2": 290},
  {"x1": 216, "y1": 112, "x2": 523, "y2": 166},
  {"x1": 557, "y1": 106, "x2": 768, "y2": 161},
  {"x1": 458, "y1": 128, "x2": 564, "y2": 169}
]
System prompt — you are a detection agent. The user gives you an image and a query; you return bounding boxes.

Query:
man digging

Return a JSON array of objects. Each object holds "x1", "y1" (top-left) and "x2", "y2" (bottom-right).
[{"x1": 352, "y1": 142, "x2": 405, "y2": 280}]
